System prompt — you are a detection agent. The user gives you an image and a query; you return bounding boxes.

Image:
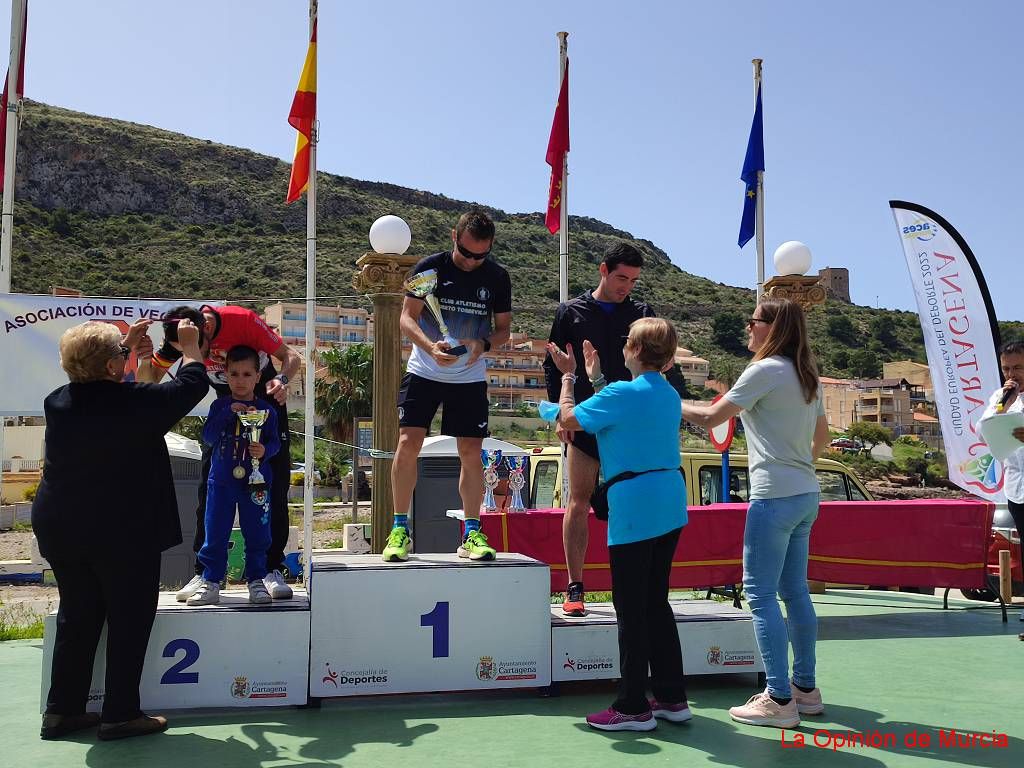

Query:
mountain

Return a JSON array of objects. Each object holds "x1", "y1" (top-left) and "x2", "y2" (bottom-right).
[{"x1": 9, "y1": 101, "x2": 1022, "y2": 381}]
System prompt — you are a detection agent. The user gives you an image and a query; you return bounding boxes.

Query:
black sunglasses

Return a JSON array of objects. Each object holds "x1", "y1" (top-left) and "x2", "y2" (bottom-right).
[
  {"x1": 746, "y1": 317, "x2": 770, "y2": 328},
  {"x1": 456, "y1": 240, "x2": 491, "y2": 261},
  {"x1": 116, "y1": 345, "x2": 130, "y2": 359}
]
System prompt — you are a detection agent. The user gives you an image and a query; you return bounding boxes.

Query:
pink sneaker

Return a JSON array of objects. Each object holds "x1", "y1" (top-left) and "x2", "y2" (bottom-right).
[
  {"x1": 792, "y1": 684, "x2": 823, "y2": 715},
  {"x1": 728, "y1": 692, "x2": 800, "y2": 728},
  {"x1": 586, "y1": 707, "x2": 656, "y2": 732},
  {"x1": 649, "y1": 698, "x2": 693, "y2": 723}
]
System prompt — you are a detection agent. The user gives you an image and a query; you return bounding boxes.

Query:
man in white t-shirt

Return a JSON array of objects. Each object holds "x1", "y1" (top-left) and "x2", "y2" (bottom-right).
[
  {"x1": 981, "y1": 340, "x2": 1024, "y2": 625},
  {"x1": 383, "y1": 210, "x2": 513, "y2": 563}
]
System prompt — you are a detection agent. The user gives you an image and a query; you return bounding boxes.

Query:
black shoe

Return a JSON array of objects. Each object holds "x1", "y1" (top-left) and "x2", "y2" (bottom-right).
[
  {"x1": 98, "y1": 714, "x2": 168, "y2": 741},
  {"x1": 40, "y1": 712, "x2": 100, "y2": 740}
]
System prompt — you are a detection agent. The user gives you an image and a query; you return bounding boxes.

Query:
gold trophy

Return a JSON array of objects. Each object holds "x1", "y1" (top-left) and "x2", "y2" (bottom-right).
[
  {"x1": 405, "y1": 269, "x2": 466, "y2": 356},
  {"x1": 238, "y1": 410, "x2": 270, "y2": 491}
]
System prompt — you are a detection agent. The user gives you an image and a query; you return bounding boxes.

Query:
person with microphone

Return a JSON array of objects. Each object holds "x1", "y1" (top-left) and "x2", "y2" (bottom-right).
[{"x1": 981, "y1": 340, "x2": 1024, "y2": 625}]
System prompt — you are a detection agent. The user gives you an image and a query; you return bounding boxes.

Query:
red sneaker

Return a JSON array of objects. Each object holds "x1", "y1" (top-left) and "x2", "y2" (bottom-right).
[
  {"x1": 586, "y1": 707, "x2": 656, "y2": 732},
  {"x1": 649, "y1": 698, "x2": 693, "y2": 723},
  {"x1": 561, "y1": 581, "x2": 586, "y2": 617}
]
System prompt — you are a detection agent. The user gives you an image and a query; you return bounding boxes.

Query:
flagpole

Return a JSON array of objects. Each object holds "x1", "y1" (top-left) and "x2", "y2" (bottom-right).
[
  {"x1": 0, "y1": 0, "x2": 25, "y2": 509},
  {"x1": 752, "y1": 58, "x2": 765, "y2": 302},
  {"x1": 556, "y1": 31, "x2": 570, "y2": 510},
  {"x1": 302, "y1": 0, "x2": 318, "y2": 593},
  {"x1": 0, "y1": 0, "x2": 24, "y2": 293},
  {"x1": 557, "y1": 31, "x2": 568, "y2": 304}
]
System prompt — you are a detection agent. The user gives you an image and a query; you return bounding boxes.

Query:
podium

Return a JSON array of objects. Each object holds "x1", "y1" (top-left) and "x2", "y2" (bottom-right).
[
  {"x1": 551, "y1": 600, "x2": 764, "y2": 683},
  {"x1": 40, "y1": 590, "x2": 311, "y2": 711},
  {"x1": 309, "y1": 552, "x2": 551, "y2": 697}
]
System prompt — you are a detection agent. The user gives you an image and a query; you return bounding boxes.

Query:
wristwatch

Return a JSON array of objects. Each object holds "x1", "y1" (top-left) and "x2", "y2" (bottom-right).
[
  {"x1": 274, "y1": 374, "x2": 290, "y2": 386},
  {"x1": 481, "y1": 338, "x2": 492, "y2": 352}
]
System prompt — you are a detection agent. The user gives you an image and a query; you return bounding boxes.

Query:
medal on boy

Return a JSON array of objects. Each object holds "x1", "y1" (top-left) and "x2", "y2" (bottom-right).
[{"x1": 237, "y1": 410, "x2": 270, "y2": 491}]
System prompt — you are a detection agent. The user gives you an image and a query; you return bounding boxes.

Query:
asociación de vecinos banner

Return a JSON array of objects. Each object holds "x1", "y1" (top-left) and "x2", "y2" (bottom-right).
[
  {"x1": 0, "y1": 294, "x2": 220, "y2": 416},
  {"x1": 890, "y1": 201, "x2": 1004, "y2": 501}
]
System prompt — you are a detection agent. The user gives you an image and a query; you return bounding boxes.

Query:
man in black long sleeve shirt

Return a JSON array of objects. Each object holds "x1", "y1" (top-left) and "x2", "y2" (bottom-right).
[{"x1": 543, "y1": 243, "x2": 687, "y2": 616}]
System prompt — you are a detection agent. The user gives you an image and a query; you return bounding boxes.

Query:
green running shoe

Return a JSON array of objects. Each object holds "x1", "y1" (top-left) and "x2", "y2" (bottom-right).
[
  {"x1": 382, "y1": 526, "x2": 411, "y2": 562},
  {"x1": 458, "y1": 528, "x2": 496, "y2": 561}
]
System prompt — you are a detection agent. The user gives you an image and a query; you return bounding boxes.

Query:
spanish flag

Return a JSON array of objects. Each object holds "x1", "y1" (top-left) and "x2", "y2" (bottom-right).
[
  {"x1": 286, "y1": 20, "x2": 317, "y2": 203},
  {"x1": 544, "y1": 61, "x2": 569, "y2": 234}
]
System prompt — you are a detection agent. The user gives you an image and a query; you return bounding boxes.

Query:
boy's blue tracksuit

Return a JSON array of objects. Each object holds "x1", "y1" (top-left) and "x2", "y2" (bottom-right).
[{"x1": 198, "y1": 396, "x2": 280, "y2": 583}]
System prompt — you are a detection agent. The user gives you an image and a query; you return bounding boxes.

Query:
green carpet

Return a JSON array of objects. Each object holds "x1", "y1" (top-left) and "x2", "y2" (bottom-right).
[{"x1": 2, "y1": 591, "x2": 1020, "y2": 768}]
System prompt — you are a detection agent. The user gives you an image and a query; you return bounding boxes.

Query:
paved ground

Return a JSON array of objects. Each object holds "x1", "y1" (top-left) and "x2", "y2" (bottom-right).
[{"x1": 2, "y1": 590, "x2": 1021, "y2": 767}]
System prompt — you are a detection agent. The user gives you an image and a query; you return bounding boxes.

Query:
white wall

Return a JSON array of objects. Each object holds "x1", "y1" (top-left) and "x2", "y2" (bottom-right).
[{"x1": 3, "y1": 425, "x2": 45, "y2": 461}]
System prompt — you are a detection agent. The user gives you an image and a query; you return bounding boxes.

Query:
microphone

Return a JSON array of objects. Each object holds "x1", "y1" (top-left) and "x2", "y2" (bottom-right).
[{"x1": 996, "y1": 382, "x2": 1018, "y2": 413}]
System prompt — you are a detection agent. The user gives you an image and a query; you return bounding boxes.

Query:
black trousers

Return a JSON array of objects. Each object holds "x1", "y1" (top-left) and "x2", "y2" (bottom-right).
[
  {"x1": 46, "y1": 553, "x2": 161, "y2": 723},
  {"x1": 609, "y1": 526, "x2": 687, "y2": 714},
  {"x1": 193, "y1": 428, "x2": 290, "y2": 576}
]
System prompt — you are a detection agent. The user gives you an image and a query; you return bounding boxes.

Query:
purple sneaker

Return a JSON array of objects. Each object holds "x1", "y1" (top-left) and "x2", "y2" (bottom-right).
[
  {"x1": 586, "y1": 707, "x2": 656, "y2": 732},
  {"x1": 649, "y1": 698, "x2": 693, "y2": 723}
]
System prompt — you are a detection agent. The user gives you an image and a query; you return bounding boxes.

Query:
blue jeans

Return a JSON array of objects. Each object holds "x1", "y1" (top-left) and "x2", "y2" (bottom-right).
[{"x1": 743, "y1": 492, "x2": 820, "y2": 699}]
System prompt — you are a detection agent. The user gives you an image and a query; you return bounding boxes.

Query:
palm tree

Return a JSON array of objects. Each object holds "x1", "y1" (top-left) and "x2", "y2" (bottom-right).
[{"x1": 314, "y1": 344, "x2": 373, "y2": 444}]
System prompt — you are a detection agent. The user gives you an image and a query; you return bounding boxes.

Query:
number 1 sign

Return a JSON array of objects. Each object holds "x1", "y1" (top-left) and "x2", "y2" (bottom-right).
[{"x1": 309, "y1": 552, "x2": 551, "y2": 697}]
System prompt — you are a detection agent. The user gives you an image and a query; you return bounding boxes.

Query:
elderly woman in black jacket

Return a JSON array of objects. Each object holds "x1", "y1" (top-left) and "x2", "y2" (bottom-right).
[{"x1": 32, "y1": 317, "x2": 208, "y2": 741}]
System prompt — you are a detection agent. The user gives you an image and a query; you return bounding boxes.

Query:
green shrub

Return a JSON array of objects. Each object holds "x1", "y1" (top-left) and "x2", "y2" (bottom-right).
[{"x1": 22, "y1": 483, "x2": 38, "y2": 501}]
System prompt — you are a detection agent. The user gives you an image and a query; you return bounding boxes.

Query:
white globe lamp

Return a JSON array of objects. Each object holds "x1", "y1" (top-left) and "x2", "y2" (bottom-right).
[
  {"x1": 368, "y1": 215, "x2": 412, "y2": 255},
  {"x1": 773, "y1": 241, "x2": 812, "y2": 276}
]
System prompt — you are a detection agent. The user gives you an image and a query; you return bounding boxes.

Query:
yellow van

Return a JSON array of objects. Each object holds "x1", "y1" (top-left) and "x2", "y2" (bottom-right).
[{"x1": 527, "y1": 447, "x2": 872, "y2": 509}]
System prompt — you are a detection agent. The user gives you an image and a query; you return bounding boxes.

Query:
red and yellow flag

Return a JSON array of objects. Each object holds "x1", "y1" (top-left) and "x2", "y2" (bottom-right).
[
  {"x1": 286, "y1": 20, "x2": 317, "y2": 203},
  {"x1": 544, "y1": 60, "x2": 569, "y2": 234}
]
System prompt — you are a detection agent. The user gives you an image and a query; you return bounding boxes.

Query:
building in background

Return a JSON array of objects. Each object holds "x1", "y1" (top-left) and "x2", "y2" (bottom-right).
[
  {"x1": 817, "y1": 267, "x2": 851, "y2": 303},
  {"x1": 820, "y1": 377, "x2": 918, "y2": 435},
  {"x1": 883, "y1": 360, "x2": 933, "y2": 402}
]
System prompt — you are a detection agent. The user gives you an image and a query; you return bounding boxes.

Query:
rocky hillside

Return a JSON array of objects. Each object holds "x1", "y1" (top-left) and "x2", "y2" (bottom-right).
[{"x1": 9, "y1": 101, "x2": 1023, "y2": 379}]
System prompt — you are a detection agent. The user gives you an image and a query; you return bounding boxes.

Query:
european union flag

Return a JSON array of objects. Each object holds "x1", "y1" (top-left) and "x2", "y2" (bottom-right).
[{"x1": 738, "y1": 84, "x2": 764, "y2": 248}]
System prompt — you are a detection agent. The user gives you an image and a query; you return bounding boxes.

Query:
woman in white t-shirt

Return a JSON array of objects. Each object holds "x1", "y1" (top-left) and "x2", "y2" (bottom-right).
[{"x1": 683, "y1": 298, "x2": 830, "y2": 729}]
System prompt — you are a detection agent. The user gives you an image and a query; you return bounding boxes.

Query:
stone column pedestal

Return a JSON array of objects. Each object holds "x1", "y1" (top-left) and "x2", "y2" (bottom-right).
[
  {"x1": 763, "y1": 275, "x2": 827, "y2": 309},
  {"x1": 353, "y1": 251, "x2": 418, "y2": 553}
]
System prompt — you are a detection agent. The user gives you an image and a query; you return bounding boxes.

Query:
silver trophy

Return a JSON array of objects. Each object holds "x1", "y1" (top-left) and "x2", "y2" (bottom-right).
[
  {"x1": 238, "y1": 410, "x2": 270, "y2": 491},
  {"x1": 481, "y1": 449, "x2": 503, "y2": 513},
  {"x1": 505, "y1": 456, "x2": 527, "y2": 512},
  {"x1": 405, "y1": 269, "x2": 467, "y2": 356}
]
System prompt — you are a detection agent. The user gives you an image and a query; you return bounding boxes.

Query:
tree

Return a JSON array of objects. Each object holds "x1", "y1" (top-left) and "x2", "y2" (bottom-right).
[
  {"x1": 712, "y1": 311, "x2": 747, "y2": 353},
  {"x1": 314, "y1": 344, "x2": 373, "y2": 445},
  {"x1": 869, "y1": 316, "x2": 899, "y2": 348},
  {"x1": 848, "y1": 348, "x2": 882, "y2": 378},
  {"x1": 829, "y1": 349, "x2": 850, "y2": 371},
  {"x1": 713, "y1": 358, "x2": 743, "y2": 388},
  {"x1": 846, "y1": 421, "x2": 894, "y2": 451},
  {"x1": 826, "y1": 314, "x2": 857, "y2": 345}
]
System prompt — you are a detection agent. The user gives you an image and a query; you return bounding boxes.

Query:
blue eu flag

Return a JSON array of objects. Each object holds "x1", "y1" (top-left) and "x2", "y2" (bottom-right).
[{"x1": 738, "y1": 85, "x2": 764, "y2": 248}]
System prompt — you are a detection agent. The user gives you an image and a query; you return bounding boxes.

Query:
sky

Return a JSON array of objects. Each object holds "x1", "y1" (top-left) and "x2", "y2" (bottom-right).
[{"x1": 15, "y1": 1, "x2": 1024, "y2": 319}]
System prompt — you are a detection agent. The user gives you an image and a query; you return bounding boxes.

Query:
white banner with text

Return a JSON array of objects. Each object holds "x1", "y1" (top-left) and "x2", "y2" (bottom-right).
[{"x1": 0, "y1": 294, "x2": 218, "y2": 416}]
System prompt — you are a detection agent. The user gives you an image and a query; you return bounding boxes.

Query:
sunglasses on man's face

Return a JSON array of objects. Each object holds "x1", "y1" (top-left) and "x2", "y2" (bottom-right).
[{"x1": 456, "y1": 240, "x2": 491, "y2": 261}]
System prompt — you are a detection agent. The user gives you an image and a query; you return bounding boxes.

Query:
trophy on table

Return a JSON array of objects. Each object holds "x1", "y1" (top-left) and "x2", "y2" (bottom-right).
[
  {"x1": 505, "y1": 456, "x2": 527, "y2": 512},
  {"x1": 405, "y1": 269, "x2": 467, "y2": 356},
  {"x1": 481, "y1": 449, "x2": 503, "y2": 513},
  {"x1": 237, "y1": 410, "x2": 270, "y2": 492}
]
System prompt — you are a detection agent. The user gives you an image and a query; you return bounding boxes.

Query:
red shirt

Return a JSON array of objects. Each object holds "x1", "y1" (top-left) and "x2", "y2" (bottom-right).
[{"x1": 204, "y1": 306, "x2": 283, "y2": 386}]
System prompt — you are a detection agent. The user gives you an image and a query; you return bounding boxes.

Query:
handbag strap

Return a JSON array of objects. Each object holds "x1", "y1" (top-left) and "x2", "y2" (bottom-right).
[{"x1": 601, "y1": 466, "x2": 682, "y2": 492}]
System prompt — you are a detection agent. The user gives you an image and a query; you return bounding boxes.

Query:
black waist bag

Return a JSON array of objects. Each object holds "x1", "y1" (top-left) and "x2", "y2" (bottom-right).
[{"x1": 590, "y1": 467, "x2": 683, "y2": 521}]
